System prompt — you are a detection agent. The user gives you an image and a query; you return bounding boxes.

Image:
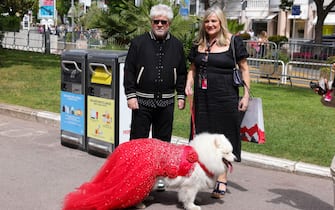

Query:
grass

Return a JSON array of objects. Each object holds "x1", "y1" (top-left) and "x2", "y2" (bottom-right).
[
  {"x1": 0, "y1": 48, "x2": 334, "y2": 167},
  {"x1": 174, "y1": 83, "x2": 335, "y2": 167},
  {"x1": 0, "y1": 49, "x2": 61, "y2": 112}
]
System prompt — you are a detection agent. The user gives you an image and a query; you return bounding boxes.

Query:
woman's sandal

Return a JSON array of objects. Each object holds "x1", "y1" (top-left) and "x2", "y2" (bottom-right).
[{"x1": 211, "y1": 181, "x2": 227, "y2": 199}]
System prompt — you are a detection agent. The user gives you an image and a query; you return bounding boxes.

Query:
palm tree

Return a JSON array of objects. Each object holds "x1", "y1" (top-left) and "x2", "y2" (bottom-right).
[{"x1": 91, "y1": 0, "x2": 198, "y2": 49}]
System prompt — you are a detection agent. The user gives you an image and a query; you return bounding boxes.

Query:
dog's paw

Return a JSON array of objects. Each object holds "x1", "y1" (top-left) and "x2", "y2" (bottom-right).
[
  {"x1": 144, "y1": 195, "x2": 154, "y2": 201},
  {"x1": 184, "y1": 204, "x2": 201, "y2": 210},
  {"x1": 135, "y1": 202, "x2": 146, "y2": 209}
]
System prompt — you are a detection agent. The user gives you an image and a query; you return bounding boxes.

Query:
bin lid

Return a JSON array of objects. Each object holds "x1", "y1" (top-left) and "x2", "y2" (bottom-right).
[
  {"x1": 87, "y1": 50, "x2": 127, "y2": 59},
  {"x1": 61, "y1": 49, "x2": 88, "y2": 58}
]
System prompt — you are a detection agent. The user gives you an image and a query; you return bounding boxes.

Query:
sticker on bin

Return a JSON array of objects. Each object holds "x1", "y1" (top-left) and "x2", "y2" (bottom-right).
[{"x1": 89, "y1": 63, "x2": 112, "y2": 85}]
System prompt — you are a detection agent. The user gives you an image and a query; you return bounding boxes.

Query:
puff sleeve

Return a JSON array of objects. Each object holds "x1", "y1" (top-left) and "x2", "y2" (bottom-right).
[
  {"x1": 187, "y1": 44, "x2": 198, "y2": 63},
  {"x1": 234, "y1": 36, "x2": 249, "y2": 62}
]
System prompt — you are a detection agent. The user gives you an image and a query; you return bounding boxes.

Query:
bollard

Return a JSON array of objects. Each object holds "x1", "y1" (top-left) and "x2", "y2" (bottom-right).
[{"x1": 330, "y1": 155, "x2": 335, "y2": 210}]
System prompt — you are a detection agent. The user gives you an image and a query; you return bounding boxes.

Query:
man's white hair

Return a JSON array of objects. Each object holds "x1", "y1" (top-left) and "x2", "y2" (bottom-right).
[{"x1": 150, "y1": 4, "x2": 174, "y2": 21}]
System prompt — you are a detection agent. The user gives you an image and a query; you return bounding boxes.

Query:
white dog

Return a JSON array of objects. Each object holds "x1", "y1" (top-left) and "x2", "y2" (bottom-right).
[
  {"x1": 63, "y1": 133, "x2": 235, "y2": 210},
  {"x1": 161, "y1": 132, "x2": 235, "y2": 210}
]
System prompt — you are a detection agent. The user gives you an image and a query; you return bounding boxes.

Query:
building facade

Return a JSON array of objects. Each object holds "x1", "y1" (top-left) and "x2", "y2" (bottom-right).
[
  {"x1": 221, "y1": 0, "x2": 335, "y2": 40},
  {"x1": 187, "y1": 0, "x2": 335, "y2": 40}
]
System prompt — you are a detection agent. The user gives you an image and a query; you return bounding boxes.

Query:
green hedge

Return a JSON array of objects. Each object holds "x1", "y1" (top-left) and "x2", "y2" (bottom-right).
[{"x1": 0, "y1": 16, "x2": 20, "y2": 32}]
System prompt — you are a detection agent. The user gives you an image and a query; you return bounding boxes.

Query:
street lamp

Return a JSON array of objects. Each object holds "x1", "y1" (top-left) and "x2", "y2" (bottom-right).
[{"x1": 67, "y1": 0, "x2": 75, "y2": 43}]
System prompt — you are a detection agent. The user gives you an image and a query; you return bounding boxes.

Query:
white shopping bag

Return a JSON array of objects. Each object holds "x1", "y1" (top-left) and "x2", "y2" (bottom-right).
[{"x1": 240, "y1": 97, "x2": 265, "y2": 144}]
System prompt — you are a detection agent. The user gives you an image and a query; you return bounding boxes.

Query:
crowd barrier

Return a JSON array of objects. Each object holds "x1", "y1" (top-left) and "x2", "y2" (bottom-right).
[
  {"x1": 244, "y1": 40, "x2": 335, "y2": 87},
  {"x1": 1, "y1": 30, "x2": 334, "y2": 87}
]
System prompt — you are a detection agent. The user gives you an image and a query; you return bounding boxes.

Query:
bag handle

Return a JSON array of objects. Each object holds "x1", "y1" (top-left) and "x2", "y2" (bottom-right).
[
  {"x1": 231, "y1": 35, "x2": 253, "y2": 98},
  {"x1": 231, "y1": 35, "x2": 238, "y2": 69}
]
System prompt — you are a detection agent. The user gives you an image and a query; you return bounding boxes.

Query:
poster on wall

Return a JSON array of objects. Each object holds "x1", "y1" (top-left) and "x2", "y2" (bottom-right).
[
  {"x1": 38, "y1": 0, "x2": 55, "y2": 19},
  {"x1": 87, "y1": 96, "x2": 115, "y2": 144},
  {"x1": 179, "y1": 0, "x2": 190, "y2": 16}
]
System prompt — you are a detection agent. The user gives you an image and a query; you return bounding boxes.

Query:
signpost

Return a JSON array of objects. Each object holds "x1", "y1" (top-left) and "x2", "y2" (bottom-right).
[{"x1": 291, "y1": 5, "x2": 301, "y2": 39}]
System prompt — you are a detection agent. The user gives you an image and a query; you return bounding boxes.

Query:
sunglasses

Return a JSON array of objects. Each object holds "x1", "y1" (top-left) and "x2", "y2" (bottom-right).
[{"x1": 152, "y1": 19, "x2": 168, "y2": 25}]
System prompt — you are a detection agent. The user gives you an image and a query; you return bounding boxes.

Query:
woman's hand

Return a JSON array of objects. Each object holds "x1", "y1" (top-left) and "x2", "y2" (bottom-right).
[
  {"x1": 185, "y1": 65, "x2": 196, "y2": 96},
  {"x1": 185, "y1": 85, "x2": 193, "y2": 96},
  {"x1": 178, "y1": 99, "x2": 185, "y2": 110},
  {"x1": 238, "y1": 97, "x2": 249, "y2": 111}
]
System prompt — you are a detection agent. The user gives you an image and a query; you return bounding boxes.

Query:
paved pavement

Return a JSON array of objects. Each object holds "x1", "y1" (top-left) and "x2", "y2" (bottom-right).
[{"x1": 0, "y1": 103, "x2": 334, "y2": 210}]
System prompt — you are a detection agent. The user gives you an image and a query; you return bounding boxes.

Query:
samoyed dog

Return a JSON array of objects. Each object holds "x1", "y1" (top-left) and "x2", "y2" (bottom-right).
[
  {"x1": 63, "y1": 133, "x2": 235, "y2": 210},
  {"x1": 161, "y1": 132, "x2": 235, "y2": 210}
]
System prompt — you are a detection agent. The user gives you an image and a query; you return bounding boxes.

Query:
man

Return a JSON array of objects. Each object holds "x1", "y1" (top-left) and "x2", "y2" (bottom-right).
[{"x1": 124, "y1": 3, "x2": 187, "y2": 143}]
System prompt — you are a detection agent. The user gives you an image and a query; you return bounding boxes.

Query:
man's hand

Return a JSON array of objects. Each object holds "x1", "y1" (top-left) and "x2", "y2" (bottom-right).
[{"x1": 127, "y1": 98, "x2": 139, "y2": 110}]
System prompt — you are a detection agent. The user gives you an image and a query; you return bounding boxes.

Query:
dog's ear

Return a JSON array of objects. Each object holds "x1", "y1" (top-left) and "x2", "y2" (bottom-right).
[{"x1": 214, "y1": 135, "x2": 222, "y2": 148}]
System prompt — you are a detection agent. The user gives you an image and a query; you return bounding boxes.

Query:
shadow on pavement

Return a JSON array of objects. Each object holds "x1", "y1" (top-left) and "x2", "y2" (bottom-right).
[{"x1": 267, "y1": 188, "x2": 333, "y2": 210}]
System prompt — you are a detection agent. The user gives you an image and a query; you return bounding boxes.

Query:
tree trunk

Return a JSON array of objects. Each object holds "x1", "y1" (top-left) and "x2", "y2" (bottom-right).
[
  {"x1": 204, "y1": 0, "x2": 210, "y2": 10},
  {"x1": 314, "y1": 18, "x2": 325, "y2": 44},
  {"x1": 314, "y1": 0, "x2": 326, "y2": 44},
  {"x1": 313, "y1": 0, "x2": 335, "y2": 43}
]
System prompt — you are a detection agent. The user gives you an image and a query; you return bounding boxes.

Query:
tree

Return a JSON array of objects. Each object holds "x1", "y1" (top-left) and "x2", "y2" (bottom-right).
[
  {"x1": 280, "y1": 0, "x2": 335, "y2": 43},
  {"x1": 0, "y1": 0, "x2": 35, "y2": 18},
  {"x1": 56, "y1": 0, "x2": 72, "y2": 25},
  {"x1": 87, "y1": 0, "x2": 198, "y2": 56},
  {"x1": 313, "y1": 0, "x2": 335, "y2": 44},
  {"x1": 96, "y1": 0, "x2": 198, "y2": 46},
  {"x1": 0, "y1": 0, "x2": 34, "y2": 32},
  {"x1": 279, "y1": 0, "x2": 293, "y2": 11},
  {"x1": 79, "y1": 3, "x2": 102, "y2": 30},
  {"x1": 204, "y1": 0, "x2": 210, "y2": 9}
]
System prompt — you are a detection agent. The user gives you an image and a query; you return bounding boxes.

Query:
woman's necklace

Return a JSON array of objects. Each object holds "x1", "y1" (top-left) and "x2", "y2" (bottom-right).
[{"x1": 206, "y1": 39, "x2": 217, "y2": 52}]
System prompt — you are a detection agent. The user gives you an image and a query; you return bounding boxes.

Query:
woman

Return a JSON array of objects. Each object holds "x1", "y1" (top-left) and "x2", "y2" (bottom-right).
[
  {"x1": 257, "y1": 30, "x2": 268, "y2": 57},
  {"x1": 185, "y1": 6, "x2": 250, "y2": 199}
]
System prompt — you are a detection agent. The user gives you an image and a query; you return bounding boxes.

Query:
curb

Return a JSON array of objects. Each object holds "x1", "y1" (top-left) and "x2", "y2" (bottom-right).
[
  {"x1": 0, "y1": 103, "x2": 331, "y2": 179},
  {"x1": 0, "y1": 103, "x2": 60, "y2": 128},
  {"x1": 171, "y1": 136, "x2": 331, "y2": 178}
]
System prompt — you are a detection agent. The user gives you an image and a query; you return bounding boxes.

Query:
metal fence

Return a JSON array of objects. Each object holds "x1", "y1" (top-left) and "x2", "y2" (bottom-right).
[
  {"x1": 244, "y1": 40, "x2": 335, "y2": 87},
  {"x1": 1, "y1": 29, "x2": 106, "y2": 55},
  {"x1": 1, "y1": 30, "x2": 334, "y2": 87},
  {"x1": 1, "y1": 30, "x2": 46, "y2": 53}
]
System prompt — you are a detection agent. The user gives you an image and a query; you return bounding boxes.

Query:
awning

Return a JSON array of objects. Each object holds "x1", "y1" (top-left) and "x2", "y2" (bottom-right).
[
  {"x1": 266, "y1": 13, "x2": 278, "y2": 20},
  {"x1": 251, "y1": 13, "x2": 278, "y2": 22},
  {"x1": 313, "y1": 13, "x2": 335, "y2": 25}
]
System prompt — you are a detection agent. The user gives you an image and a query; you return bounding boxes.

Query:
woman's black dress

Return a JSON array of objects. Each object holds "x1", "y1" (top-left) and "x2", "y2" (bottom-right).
[{"x1": 188, "y1": 36, "x2": 249, "y2": 161}]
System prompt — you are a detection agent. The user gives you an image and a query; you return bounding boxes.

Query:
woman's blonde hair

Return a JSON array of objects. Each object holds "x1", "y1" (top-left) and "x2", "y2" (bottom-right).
[
  {"x1": 259, "y1": 31, "x2": 268, "y2": 38},
  {"x1": 195, "y1": 6, "x2": 230, "y2": 49}
]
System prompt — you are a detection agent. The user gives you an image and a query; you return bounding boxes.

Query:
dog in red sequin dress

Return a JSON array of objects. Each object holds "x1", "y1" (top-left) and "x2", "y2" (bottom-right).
[{"x1": 63, "y1": 133, "x2": 235, "y2": 210}]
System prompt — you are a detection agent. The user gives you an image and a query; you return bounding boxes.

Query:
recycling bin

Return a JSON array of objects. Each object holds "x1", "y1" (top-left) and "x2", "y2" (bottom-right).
[
  {"x1": 60, "y1": 49, "x2": 88, "y2": 151},
  {"x1": 86, "y1": 50, "x2": 130, "y2": 157}
]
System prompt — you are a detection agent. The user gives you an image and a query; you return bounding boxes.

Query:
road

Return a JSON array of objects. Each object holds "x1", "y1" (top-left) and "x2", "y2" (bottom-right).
[{"x1": 0, "y1": 113, "x2": 333, "y2": 210}]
